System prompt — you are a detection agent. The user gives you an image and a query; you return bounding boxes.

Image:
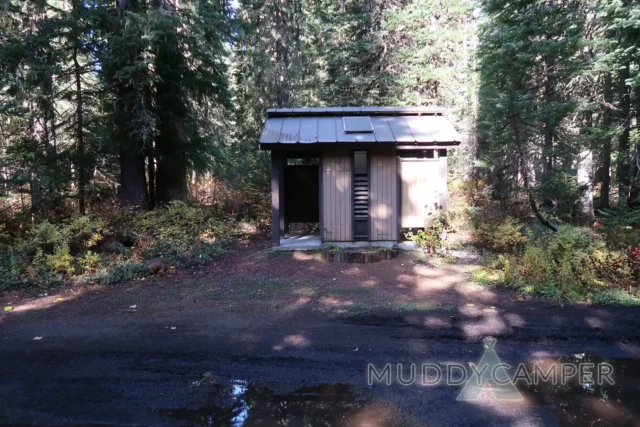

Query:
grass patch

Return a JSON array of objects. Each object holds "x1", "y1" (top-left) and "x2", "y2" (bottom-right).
[
  {"x1": 228, "y1": 279, "x2": 293, "y2": 298},
  {"x1": 261, "y1": 249, "x2": 283, "y2": 259},
  {"x1": 198, "y1": 290, "x2": 223, "y2": 301},
  {"x1": 108, "y1": 291, "x2": 139, "y2": 304},
  {"x1": 337, "y1": 301, "x2": 455, "y2": 315},
  {"x1": 325, "y1": 286, "x2": 373, "y2": 297},
  {"x1": 472, "y1": 268, "x2": 503, "y2": 288},
  {"x1": 387, "y1": 302, "x2": 455, "y2": 312},
  {"x1": 592, "y1": 289, "x2": 640, "y2": 306}
]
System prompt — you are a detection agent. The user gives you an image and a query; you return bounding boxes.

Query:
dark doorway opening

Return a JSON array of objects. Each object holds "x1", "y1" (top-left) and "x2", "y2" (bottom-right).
[{"x1": 284, "y1": 157, "x2": 319, "y2": 237}]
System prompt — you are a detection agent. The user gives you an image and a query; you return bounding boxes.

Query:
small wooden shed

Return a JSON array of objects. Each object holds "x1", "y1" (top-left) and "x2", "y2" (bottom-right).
[{"x1": 259, "y1": 107, "x2": 461, "y2": 246}]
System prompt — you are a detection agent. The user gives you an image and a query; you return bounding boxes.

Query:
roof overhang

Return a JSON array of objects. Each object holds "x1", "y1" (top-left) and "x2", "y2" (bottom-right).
[{"x1": 259, "y1": 107, "x2": 461, "y2": 149}]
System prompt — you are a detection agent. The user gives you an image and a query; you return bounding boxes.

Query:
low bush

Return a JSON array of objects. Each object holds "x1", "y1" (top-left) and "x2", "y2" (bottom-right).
[
  {"x1": 0, "y1": 201, "x2": 244, "y2": 290},
  {"x1": 406, "y1": 215, "x2": 457, "y2": 255},
  {"x1": 481, "y1": 226, "x2": 638, "y2": 303},
  {"x1": 470, "y1": 214, "x2": 527, "y2": 253}
]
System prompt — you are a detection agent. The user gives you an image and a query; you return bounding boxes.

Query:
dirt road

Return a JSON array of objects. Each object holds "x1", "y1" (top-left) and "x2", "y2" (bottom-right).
[{"x1": 1, "y1": 237, "x2": 639, "y2": 426}]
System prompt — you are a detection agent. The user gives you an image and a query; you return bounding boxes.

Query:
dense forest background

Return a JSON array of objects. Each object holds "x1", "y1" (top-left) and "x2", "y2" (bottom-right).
[
  {"x1": 2, "y1": 0, "x2": 638, "y2": 222},
  {"x1": 1, "y1": 0, "x2": 639, "y2": 299}
]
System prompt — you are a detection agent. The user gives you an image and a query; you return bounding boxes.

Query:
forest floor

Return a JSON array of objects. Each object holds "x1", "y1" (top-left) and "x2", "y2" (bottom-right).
[{"x1": 1, "y1": 233, "x2": 640, "y2": 426}]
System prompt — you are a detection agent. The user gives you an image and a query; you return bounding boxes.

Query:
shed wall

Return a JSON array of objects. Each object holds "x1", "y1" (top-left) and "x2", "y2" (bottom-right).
[
  {"x1": 322, "y1": 150, "x2": 352, "y2": 241},
  {"x1": 399, "y1": 158, "x2": 441, "y2": 228},
  {"x1": 370, "y1": 150, "x2": 398, "y2": 241}
]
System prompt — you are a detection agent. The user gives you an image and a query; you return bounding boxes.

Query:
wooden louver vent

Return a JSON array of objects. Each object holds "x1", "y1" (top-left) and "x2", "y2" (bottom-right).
[
  {"x1": 353, "y1": 150, "x2": 369, "y2": 240},
  {"x1": 353, "y1": 176, "x2": 369, "y2": 220}
]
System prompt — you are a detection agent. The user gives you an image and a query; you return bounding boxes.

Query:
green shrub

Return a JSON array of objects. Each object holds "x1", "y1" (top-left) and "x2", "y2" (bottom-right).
[
  {"x1": 592, "y1": 289, "x2": 640, "y2": 306},
  {"x1": 0, "y1": 202, "x2": 241, "y2": 289},
  {"x1": 472, "y1": 216, "x2": 527, "y2": 253},
  {"x1": 406, "y1": 215, "x2": 458, "y2": 255},
  {"x1": 494, "y1": 226, "x2": 635, "y2": 302},
  {"x1": 597, "y1": 208, "x2": 640, "y2": 248},
  {"x1": 97, "y1": 261, "x2": 149, "y2": 285}
]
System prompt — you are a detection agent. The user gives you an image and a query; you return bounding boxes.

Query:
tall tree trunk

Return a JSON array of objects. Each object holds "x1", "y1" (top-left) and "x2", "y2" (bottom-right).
[
  {"x1": 153, "y1": 0, "x2": 188, "y2": 204},
  {"x1": 73, "y1": 44, "x2": 86, "y2": 214},
  {"x1": 630, "y1": 85, "x2": 640, "y2": 207},
  {"x1": 512, "y1": 113, "x2": 557, "y2": 232},
  {"x1": 617, "y1": 61, "x2": 631, "y2": 205},
  {"x1": 578, "y1": 113, "x2": 595, "y2": 224},
  {"x1": 116, "y1": 0, "x2": 149, "y2": 209},
  {"x1": 600, "y1": 72, "x2": 613, "y2": 209},
  {"x1": 147, "y1": 144, "x2": 156, "y2": 210}
]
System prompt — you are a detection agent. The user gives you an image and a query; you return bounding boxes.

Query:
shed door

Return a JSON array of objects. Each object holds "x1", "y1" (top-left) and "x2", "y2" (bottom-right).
[
  {"x1": 399, "y1": 158, "x2": 440, "y2": 228},
  {"x1": 370, "y1": 151, "x2": 398, "y2": 241}
]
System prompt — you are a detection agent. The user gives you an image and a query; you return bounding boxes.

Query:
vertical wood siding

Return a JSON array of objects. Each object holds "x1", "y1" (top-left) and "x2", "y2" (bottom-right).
[
  {"x1": 400, "y1": 158, "x2": 440, "y2": 228},
  {"x1": 322, "y1": 150, "x2": 352, "y2": 241},
  {"x1": 370, "y1": 150, "x2": 398, "y2": 241}
]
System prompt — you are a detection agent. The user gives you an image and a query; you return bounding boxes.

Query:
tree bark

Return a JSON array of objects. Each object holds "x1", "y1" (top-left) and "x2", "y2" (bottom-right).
[
  {"x1": 116, "y1": 0, "x2": 149, "y2": 209},
  {"x1": 630, "y1": 85, "x2": 640, "y2": 207},
  {"x1": 578, "y1": 149, "x2": 595, "y2": 225},
  {"x1": 577, "y1": 111, "x2": 595, "y2": 224},
  {"x1": 147, "y1": 144, "x2": 156, "y2": 210},
  {"x1": 73, "y1": 43, "x2": 86, "y2": 214},
  {"x1": 152, "y1": 0, "x2": 188, "y2": 204},
  {"x1": 617, "y1": 61, "x2": 631, "y2": 205},
  {"x1": 512, "y1": 113, "x2": 557, "y2": 232},
  {"x1": 600, "y1": 72, "x2": 613, "y2": 209}
]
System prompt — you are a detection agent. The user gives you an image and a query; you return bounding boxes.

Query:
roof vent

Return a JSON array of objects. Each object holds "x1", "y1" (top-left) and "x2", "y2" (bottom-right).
[{"x1": 343, "y1": 116, "x2": 373, "y2": 134}]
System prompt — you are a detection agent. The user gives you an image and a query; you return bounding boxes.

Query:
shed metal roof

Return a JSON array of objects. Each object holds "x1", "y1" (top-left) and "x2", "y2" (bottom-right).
[{"x1": 259, "y1": 107, "x2": 461, "y2": 147}]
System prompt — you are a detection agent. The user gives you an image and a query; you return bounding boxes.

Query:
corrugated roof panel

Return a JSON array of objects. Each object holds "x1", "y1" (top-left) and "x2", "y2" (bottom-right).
[
  {"x1": 317, "y1": 117, "x2": 337, "y2": 142},
  {"x1": 260, "y1": 108, "x2": 461, "y2": 145},
  {"x1": 299, "y1": 117, "x2": 318, "y2": 143},
  {"x1": 259, "y1": 118, "x2": 284, "y2": 143},
  {"x1": 403, "y1": 115, "x2": 434, "y2": 142},
  {"x1": 279, "y1": 117, "x2": 301, "y2": 143},
  {"x1": 370, "y1": 117, "x2": 395, "y2": 142},
  {"x1": 353, "y1": 132, "x2": 376, "y2": 142},
  {"x1": 422, "y1": 115, "x2": 460, "y2": 142},
  {"x1": 308, "y1": 107, "x2": 327, "y2": 113},
  {"x1": 387, "y1": 116, "x2": 416, "y2": 143}
]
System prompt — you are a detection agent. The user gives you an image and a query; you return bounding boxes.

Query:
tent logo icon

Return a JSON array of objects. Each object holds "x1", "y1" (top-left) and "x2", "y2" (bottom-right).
[{"x1": 456, "y1": 337, "x2": 523, "y2": 402}]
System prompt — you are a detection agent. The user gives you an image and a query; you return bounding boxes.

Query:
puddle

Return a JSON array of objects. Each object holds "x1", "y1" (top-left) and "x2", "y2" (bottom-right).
[
  {"x1": 156, "y1": 356, "x2": 640, "y2": 426},
  {"x1": 157, "y1": 381, "x2": 399, "y2": 427},
  {"x1": 520, "y1": 355, "x2": 640, "y2": 427}
]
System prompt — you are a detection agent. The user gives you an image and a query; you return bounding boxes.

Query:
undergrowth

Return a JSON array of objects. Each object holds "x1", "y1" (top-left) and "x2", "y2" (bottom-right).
[{"x1": 0, "y1": 201, "x2": 245, "y2": 289}]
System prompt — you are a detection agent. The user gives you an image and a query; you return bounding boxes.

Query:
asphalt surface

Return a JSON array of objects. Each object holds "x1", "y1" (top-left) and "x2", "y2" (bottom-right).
[{"x1": 1, "y1": 304, "x2": 640, "y2": 426}]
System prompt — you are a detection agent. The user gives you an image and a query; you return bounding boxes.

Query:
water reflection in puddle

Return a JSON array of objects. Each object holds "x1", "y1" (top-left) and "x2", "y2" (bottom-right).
[
  {"x1": 520, "y1": 355, "x2": 640, "y2": 427},
  {"x1": 157, "y1": 381, "x2": 397, "y2": 427},
  {"x1": 157, "y1": 356, "x2": 640, "y2": 427}
]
